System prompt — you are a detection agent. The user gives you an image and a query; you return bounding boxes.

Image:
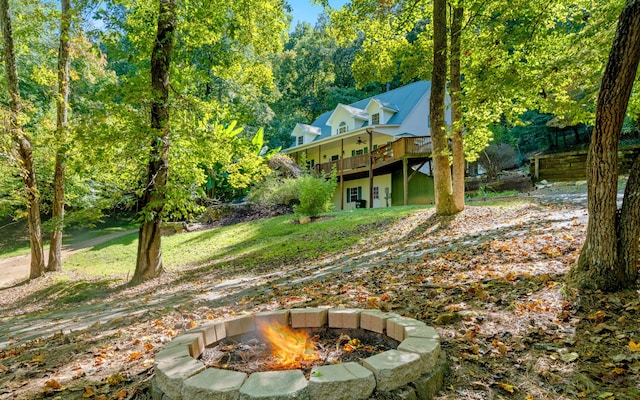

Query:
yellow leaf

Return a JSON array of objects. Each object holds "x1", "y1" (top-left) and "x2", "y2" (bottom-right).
[
  {"x1": 44, "y1": 379, "x2": 62, "y2": 390},
  {"x1": 114, "y1": 389, "x2": 128, "y2": 399},
  {"x1": 107, "y1": 373, "x2": 125, "y2": 385},
  {"x1": 629, "y1": 340, "x2": 640, "y2": 352},
  {"x1": 82, "y1": 386, "x2": 96, "y2": 398},
  {"x1": 128, "y1": 351, "x2": 143, "y2": 361},
  {"x1": 497, "y1": 382, "x2": 516, "y2": 393},
  {"x1": 526, "y1": 394, "x2": 534, "y2": 400},
  {"x1": 31, "y1": 353, "x2": 44, "y2": 363},
  {"x1": 588, "y1": 310, "x2": 606, "y2": 322},
  {"x1": 189, "y1": 320, "x2": 197, "y2": 329}
]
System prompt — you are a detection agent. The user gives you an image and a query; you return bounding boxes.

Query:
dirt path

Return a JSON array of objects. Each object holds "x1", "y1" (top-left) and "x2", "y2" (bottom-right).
[{"x1": 0, "y1": 230, "x2": 137, "y2": 289}]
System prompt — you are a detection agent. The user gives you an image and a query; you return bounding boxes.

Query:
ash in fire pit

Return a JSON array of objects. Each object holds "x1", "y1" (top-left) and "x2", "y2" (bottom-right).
[
  {"x1": 200, "y1": 326, "x2": 399, "y2": 377},
  {"x1": 152, "y1": 308, "x2": 446, "y2": 400}
]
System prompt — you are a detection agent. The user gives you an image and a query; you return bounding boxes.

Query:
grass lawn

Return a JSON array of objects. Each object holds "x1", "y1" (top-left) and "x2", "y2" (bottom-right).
[{"x1": 63, "y1": 206, "x2": 425, "y2": 278}]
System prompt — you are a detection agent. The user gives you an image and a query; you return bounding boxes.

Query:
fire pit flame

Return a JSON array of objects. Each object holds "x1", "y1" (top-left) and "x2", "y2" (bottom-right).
[{"x1": 258, "y1": 321, "x2": 319, "y2": 368}]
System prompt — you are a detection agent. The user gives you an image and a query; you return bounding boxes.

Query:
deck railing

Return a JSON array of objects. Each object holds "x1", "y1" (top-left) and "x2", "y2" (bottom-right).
[{"x1": 315, "y1": 136, "x2": 432, "y2": 175}]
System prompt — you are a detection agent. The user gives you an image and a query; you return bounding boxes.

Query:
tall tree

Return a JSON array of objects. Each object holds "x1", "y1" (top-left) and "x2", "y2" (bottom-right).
[
  {"x1": 567, "y1": 0, "x2": 640, "y2": 291},
  {"x1": 0, "y1": 0, "x2": 45, "y2": 279},
  {"x1": 131, "y1": 0, "x2": 176, "y2": 284},
  {"x1": 450, "y1": 3, "x2": 465, "y2": 211},
  {"x1": 431, "y1": 0, "x2": 457, "y2": 215},
  {"x1": 47, "y1": 0, "x2": 72, "y2": 272}
]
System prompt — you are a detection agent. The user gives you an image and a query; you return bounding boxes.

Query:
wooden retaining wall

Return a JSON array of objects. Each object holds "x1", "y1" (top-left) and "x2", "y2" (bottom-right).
[{"x1": 530, "y1": 144, "x2": 640, "y2": 182}]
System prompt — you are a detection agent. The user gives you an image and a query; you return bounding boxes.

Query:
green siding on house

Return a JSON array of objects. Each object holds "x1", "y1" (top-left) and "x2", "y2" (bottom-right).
[{"x1": 391, "y1": 170, "x2": 435, "y2": 206}]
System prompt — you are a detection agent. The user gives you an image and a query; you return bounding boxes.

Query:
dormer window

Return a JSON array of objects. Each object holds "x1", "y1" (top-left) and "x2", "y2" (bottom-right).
[
  {"x1": 297, "y1": 136, "x2": 304, "y2": 145},
  {"x1": 339, "y1": 122, "x2": 348, "y2": 134},
  {"x1": 372, "y1": 113, "x2": 380, "y2": 125}
]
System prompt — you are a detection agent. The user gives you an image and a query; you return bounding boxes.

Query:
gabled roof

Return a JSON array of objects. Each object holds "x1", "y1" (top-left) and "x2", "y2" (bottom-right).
[
  {"x1": 366, "y1": 98, "x2": 400, "y2": 113},
  {"x1": 289, "y1": 80, "x2": 431, "y2": 148},
  {"x1": 326, "y1": 104, "x2": 369, "y2": 126},
  {"x1": 291, "y1": 123, "x2": 322, "y2": 137}
]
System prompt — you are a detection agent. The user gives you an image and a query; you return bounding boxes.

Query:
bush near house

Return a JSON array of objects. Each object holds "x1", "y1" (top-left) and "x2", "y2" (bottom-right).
[
  {"x1": 249, "y1": 163, "x2": 337, "y2": 218},
  {"x1": 293, "y1": 173, "x2": 337, "y2": 217}
]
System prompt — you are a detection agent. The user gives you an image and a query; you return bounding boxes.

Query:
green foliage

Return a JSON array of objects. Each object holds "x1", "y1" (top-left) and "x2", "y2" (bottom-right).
[
  {"x1": 249, "y1": 157, "x2": 337, "y2": 217},
  {"x1": 292, "y1": 172, "x2": 337, "y2": 217},
  {"x1": 247, "y1": 175, "x2": 299, "y2": 206},
  {"x1": 267, "y1": 21, "x2": 384, "y2": 149}
]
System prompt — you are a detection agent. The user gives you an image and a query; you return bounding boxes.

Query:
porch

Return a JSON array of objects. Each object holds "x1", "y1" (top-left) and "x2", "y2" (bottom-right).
[{"x1": 314, "y1": 136, "x2": 433, "y2": 178}]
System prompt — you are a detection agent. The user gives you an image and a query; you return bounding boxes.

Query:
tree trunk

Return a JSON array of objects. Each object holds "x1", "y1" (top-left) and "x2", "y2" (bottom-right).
[
  {"x1": 0, "y1": 0, "x2": 45, "y2": 279},
  {"x1": 48, "y1": 0, "x2": 72, "y2": 272},
  {"x1": 431, "y1": 0, "x2": 456, "y2": 216},
  {"x1": 450, "y1": 5, "x2": 465, "y2": 212},
  {"x1": 131, "y1": 0, "x2": 176, "y2": 285},
  {"x1": 618, "y1": 153, "x2": 640, "y2": 282},
  {"x1": 567, "y1": 0, "x2": 640, "y2": 291}
]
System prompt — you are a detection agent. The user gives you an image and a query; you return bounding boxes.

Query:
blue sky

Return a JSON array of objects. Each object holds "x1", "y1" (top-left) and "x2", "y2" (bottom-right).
[{"x1": 288, "y1": 0, "x2": 349, "y2": 26}]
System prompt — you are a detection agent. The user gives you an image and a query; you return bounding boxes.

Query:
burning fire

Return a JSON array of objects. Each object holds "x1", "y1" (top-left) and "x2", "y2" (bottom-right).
[{"x1": 258, "y1": 321, "x2": 319, "y2": 368}]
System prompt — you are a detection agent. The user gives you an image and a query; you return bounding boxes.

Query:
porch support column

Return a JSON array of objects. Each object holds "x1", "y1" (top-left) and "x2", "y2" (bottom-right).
[
  {"x1": 318, "y1": 145, "x2": 321, "y2": 174},
  {"x1": 368, "y1": 128, "x2": 374, "y2": 208},
  {"x1": 403, "y1": 158, "x2": 409, "y2": 206},
  {"x1": 340, "y1": 138, "x2": 344, "y2": 210}
]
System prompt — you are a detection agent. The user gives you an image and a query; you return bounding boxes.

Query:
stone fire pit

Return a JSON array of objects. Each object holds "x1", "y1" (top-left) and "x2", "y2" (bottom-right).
[{"x1": 151, "y1": 308, "x2": 446, "y2": 400}]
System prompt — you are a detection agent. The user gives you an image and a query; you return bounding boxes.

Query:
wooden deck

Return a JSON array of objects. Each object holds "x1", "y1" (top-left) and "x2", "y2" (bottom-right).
[{"x1": 315, "y1": 136, "x2": 433, "y2": 178}]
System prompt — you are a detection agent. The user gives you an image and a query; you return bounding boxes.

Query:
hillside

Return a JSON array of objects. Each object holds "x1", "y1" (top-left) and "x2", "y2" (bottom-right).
[{"x1": 1, "y1": 197, "x2": 639, "y2": 399}]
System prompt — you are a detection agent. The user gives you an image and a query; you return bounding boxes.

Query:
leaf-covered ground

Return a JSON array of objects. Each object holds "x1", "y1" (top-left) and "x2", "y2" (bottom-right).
[{"x1": 1, "y1": 195, "x2": 639, "y2": 400}]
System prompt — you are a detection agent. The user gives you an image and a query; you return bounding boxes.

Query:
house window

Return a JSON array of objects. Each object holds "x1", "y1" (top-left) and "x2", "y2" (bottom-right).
[
  {"x1": 297, "y1": 136, "x2": 304, "y2": 145},
  {"x1": 355, "y1": 149, "x2": 364, "y2": 156},
  {"x1": 339, "y1": 122, "x2": 348, "y2": 134},
  {"x1": 331, "y1": 155, "x2": 339, "y2": 161},
  {"x1": 346, "y1": 187, "x2": 361, "y2": 203},
  {"x1": 372, "y1": 113, "x2": 380, "y2": 125},
  {"x1": 373, "y1": 186, "x2": 380, "y2": 200}
]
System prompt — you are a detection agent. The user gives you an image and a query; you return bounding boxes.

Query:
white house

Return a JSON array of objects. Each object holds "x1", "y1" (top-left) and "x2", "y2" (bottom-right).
[{"x1": 285, "y1": 81, "x2": 450, "y2": 210}]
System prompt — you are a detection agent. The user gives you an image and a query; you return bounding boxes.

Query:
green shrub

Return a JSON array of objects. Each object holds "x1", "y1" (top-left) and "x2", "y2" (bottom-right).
[
  {"x1": 248, "y1": 176, "x2": 298, "y2": 206},
  {"x1": 293, "y1": 174, "x2": 337, "y2": 217}
]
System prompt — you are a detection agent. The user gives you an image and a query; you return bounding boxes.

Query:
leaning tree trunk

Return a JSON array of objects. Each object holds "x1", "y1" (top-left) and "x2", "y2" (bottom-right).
[
  {"x1": 567, "y1": 0, "x2": 640, "y2": 291},
  {"x1": 431, "y1": 0, "x2": 456, "y2": 216},
  {"x1": 48, "y1": 0, "x2": 72, "y2": 272},
  {"x1": 618, "y1": 154, "x2": 640, "y2": 282},
  {"x1": 0, "y1": 0, "x2": 45, "y2": 279},
  {"x1": 131, "y1": 0, "x2": 176, "y2": 285},
  {"x1": 450, "y1": 5, "x2": 465, "y2": 212}
]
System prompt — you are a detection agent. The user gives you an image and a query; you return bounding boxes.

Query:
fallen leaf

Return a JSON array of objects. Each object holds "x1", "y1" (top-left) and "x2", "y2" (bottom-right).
[
  {"x1": 629, "y1": 340, "x2": 640, "y2": 352},
  {"x1": 559, "y1": 351, "x2": 579, "y2": 363},
  {"x1": 587, "y1": 310, "x2": 606, "y2": 322},
  {"x1": 113, "y1": 389, "x2": 128, "y2": 399},
  {"x1": 83, "y1": 386, "x2": 96, "y2": 398},
  {"x1": 107, "y1": 373, "x2": 124, "y2": 385},
  {"x1": 44, "y1": 379, "x2": 62, "y2": 390},
  {"x1": 128, "y1": 351, "x2": 143, "y2": 361},
  {"x1": 496, "y1": 382, "x2": 516, "y2": 393}
]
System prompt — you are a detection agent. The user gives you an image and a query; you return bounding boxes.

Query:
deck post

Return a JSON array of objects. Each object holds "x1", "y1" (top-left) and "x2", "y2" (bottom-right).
[
  {"x1": 368, "y1": 129, "x2": 374, "y2": 208},
  {"x1": 340, "y1": 139, "x2": 344, "y2": 210},
  {"x1": 403, "y1": 158, "x2": 409, "y2": 206}
]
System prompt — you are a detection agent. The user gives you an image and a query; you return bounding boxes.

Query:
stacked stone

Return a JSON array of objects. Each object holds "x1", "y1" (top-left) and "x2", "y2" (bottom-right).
[{"x1": 152, "y1": 308, "x2": 445, "y2": 400}]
